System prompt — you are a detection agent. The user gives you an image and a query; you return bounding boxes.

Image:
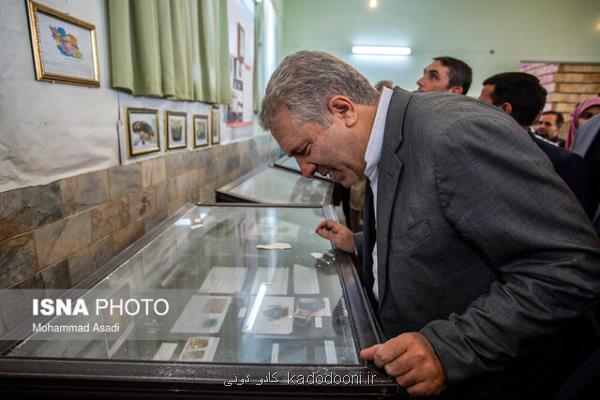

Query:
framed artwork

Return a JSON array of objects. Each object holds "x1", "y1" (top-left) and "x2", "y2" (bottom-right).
[
  {"x1": 165, "y1": 111, "x2": 187, "y2": 150},
  {"x1": 126, "y1": 108, "x2": 160, "y2": 157},
  {"x1": 26, "y1": 0, "x2": 100, "y2": 87},
  {"x1": 237, "y1": 23, "x2": 245, "y2": 63},
  {"x1": 193, "y1": 114, "x2": 209, "y2": 148},
  {"x1": 211, "y1": 107, "x2": 221, "y2": 145}
]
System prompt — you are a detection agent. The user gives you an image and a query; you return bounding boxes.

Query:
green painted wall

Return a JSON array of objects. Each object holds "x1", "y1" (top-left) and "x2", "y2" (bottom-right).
[{"x1": 280, "y1": 0, "x2": 600, "y2": 96}]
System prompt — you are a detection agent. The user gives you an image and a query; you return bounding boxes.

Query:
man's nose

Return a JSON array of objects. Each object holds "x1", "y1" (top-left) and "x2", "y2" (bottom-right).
[{"x1": 296, "y1": 157, "x2": 316, "y2": 178}]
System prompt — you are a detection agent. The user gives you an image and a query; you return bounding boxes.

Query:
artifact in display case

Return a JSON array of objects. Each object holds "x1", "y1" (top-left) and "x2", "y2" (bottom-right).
[
  {"x1": 0, "y1": 204, "x2": 399, "y2": 398},
  {"x1": 215, "y1": 165, "x2": 334, "y2": 205}
]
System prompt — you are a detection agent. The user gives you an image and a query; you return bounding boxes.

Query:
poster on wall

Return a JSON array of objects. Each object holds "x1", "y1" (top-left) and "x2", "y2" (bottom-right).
[
  {"x1": 26, "y1": 0, "x2": 100, "y2": 87},
  {"x1": 226, "y1": 0, "x2": 254, "y2": 129}
]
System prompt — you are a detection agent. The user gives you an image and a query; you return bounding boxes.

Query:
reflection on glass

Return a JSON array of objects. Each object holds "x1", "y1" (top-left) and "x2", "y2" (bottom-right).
[
  {"x1": 227, "y1": 167, "x2": 331, "y2": 204},
  {"x1": 5, "y1": 206, "x2": 358, "y2": 365}
]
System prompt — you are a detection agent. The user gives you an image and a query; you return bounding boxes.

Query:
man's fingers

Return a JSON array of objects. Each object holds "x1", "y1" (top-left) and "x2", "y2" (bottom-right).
[
  {"x1": 405, "y1": 380, "x2": 446, "y2": 397},
  {"x1": 362, "y1": 334, "x2": 446, "y2": 397},
  {"x1": 316, "y1": 228, "x2": 335, "y2": 241},
  {"x1": 315, "y1": 219, "x2": 337, "y2": 233},
  {"x1": 315, "y1": 220, "x2": 330, "y2": 233},
  {"x1": 395, "y1": 369, "x2": 421, "y2": 389},
  {"x1": 373, "y1": 336, "x2": 408, "y2": 366},
  {"x1": 382, "y1": 355, "x2": 412, "y2": 377},
  {"x1": 359, "y1": 344, "x2": 381, "y2": 361}
]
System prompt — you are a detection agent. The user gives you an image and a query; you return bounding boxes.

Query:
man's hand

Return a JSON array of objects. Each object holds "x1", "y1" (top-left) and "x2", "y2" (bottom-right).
[
  {"x1": 315, "y1": 220, "x2": 356, "y2": 253},
  {"x1": 360, "y1": 332, "x2": 446, "y2": 397}
]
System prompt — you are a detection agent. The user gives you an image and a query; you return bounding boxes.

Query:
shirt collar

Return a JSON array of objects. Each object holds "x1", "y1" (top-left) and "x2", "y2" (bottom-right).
[{"x1": 364, "y1": 87, "x2": 393, "y2": 182}]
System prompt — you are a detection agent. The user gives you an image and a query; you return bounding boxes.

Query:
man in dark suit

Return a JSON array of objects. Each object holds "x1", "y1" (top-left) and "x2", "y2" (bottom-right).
[
  {"x1": 535, "y1": 111, "x2": 567, "y2": 148},
  {"x1": 479, "y1": 72, "x2": 595, "y2": 218},
  {"x1": 572, "y1": 113, "x2": 600, "y2": 233},
  {"x1": 258, "y1": 51, "x2": 600, "y2": 398}
]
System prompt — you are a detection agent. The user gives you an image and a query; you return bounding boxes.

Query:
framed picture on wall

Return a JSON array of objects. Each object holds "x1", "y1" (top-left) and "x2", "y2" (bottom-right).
[
  {"x1": 126, "y1": 108, "x2": 160, "y2": 157},
  {"x1": 211, "y1": 107, "x2": 221, "y2": 145},
  {"x1": 165, "y1": 111, "x2": 187, "y2": 150},
  {"x1": 237, "y1": 23, "x2": 245, "y2": 63},
  {"x1": 193, "y1": 114, "x2": 209, "y2": 148},
  {"x1": 26, "y1": 0, "x2": 100, "y2": 87}
]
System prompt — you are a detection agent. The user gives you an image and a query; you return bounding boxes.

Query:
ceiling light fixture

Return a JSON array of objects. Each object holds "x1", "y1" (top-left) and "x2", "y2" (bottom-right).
[
  {"x1": 351, "y1": 46, "x2": 412, "y2": 56},
  {"x1": 369, "y1": 0, "x2": 377, "y2": 9}
]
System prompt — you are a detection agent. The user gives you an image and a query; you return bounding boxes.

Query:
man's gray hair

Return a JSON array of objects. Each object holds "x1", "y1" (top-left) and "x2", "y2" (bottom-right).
[{"x1": 259, "y1": 51, "x2": 379, "y2": 130}]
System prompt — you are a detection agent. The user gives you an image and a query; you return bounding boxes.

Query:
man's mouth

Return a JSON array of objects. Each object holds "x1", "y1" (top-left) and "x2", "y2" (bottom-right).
[{"x1": 318, "y1": 167, "x2": 331, "y2": 177}]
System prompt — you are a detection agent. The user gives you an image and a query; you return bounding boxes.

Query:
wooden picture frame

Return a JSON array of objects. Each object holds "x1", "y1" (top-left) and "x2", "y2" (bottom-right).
[
  {"x1": 193, "y1": 114, "x2": 209, "y2": 148},
  {"x1": 165, "y1": 111, "x2": 187, "y2": 150},
  {"x1": 26, "y1": 0, "x2": 100, "y2": 87},
  {"x1": 211, "y1": 107, "x2": 220, "y2": 145},
  {"x1": 237, "y1": 23, "x2": 245, "y2": 63},
  {"x1": 126, "y1": 108, "x2": 160, "y2": 157}
]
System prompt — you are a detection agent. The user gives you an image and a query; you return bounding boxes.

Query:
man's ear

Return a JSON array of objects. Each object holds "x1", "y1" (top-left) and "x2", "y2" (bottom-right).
[
  {"x1": 448, "y1": 86, "x2": 464, "y2": 95},
  {"x1": 499, "y1": 102, "x2": 513, "y2": 116},
  {"x1": 327, "y1": 95, "x2": 358, "y2": 127}
]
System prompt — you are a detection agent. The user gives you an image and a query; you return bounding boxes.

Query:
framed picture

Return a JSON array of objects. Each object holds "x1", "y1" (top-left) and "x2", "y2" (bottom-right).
[
  {"x1": 211, "y1": 107, "x2": 221, "y2": 145},
  {"x1": 193, "y1": 114, "x2": 209, "y2": 148},
  {"x1": 165, "y1": 111, "x2": 187, "y2": 150},
  {"x1": 237, "y1": 23, "x2": 245, "y2": 63},
  {"x1": 126, "y1": 108, "x2": 160, "y2": 157},
  {"x1": 26, "y1": 0, "x2": 100, "y2": 87}
]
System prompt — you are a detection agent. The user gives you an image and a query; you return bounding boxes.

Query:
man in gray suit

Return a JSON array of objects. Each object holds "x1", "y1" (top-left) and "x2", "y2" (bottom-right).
[{"x1": 259, "y1": 51, "x2": 600, "y2": 398}]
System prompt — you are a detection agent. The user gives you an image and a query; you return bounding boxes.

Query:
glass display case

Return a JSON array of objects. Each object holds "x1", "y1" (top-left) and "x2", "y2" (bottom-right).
[
  {"x1": 215, "y1": 165, "x2": 334, "y2": 205},
  {"x1": 0, "y1": 204, "x2": 399, "y2": 398}
]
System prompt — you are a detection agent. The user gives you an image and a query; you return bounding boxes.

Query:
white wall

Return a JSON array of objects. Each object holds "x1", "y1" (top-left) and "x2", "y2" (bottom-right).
[
  {"x1": 0, "y1": 0, "x2": 119, "y2": 193},
  {"x1": 0, "y1": 0, "x2": 277, "y2": 194}
]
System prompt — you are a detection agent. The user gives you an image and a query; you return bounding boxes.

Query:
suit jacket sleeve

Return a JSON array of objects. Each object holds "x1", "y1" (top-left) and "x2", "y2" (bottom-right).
[{"x1": 419, "y1": 115, "x2": 600, "y2": 383}]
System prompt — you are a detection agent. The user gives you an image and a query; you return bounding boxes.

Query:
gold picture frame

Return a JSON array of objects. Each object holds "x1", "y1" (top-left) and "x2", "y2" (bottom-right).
[
  {"x1": 26, "y1": 0, "x2": 100, "y2": 87},
  {"x1": 165, "y1": 111, "x2": 187, "y2": 150},
  {"x1": 126, "y1": 108, "x2": 160, "y2": 157},
  {"x1": 193, "y1": 114, "x2": 209, "y2": 148},
  {"x1": 211, "y1": 107, "x2": 221, "y2": 145}
]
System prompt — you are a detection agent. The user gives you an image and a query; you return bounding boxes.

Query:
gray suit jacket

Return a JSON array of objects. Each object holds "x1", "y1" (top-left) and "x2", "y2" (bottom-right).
[{"x1": 362, "y1": 88, "x2": 600, "y2": 396}]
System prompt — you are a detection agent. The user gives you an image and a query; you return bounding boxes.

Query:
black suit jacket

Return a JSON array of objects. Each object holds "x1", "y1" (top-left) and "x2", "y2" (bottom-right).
[
  {"x1": 529, "y1": 133, "x2": 595, "y2": 218},
  {"x1": 359, "y1": 88, "x2": 600, "y2": 399}
]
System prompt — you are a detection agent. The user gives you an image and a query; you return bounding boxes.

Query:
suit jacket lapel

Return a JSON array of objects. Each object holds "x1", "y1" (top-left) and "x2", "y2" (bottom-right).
[{"x1": 376, "y1": 87, "x2": 411, "y2": 311}]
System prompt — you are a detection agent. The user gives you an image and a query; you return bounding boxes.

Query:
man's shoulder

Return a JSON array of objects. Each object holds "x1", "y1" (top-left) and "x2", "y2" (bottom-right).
[
  {"x1": 405, "y1": 92, "x2": 507, "y2": 125},
  {"x1": 533, "y1": 135, "x2": 583, "y2": 161}
]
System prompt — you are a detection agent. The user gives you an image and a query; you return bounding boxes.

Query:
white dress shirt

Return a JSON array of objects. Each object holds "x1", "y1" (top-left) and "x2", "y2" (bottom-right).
[{"x1": 363, "y1": 87, "x2": 393, "y2": 300}]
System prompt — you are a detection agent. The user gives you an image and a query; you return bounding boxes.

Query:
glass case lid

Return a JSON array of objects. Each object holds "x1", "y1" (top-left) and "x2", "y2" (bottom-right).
[
  {"x1": 1, "y1": 205, "x2": 381, "y2": 370},
  {"x1": 216, "y1": 166, "x2": 334, "y2": 205}
]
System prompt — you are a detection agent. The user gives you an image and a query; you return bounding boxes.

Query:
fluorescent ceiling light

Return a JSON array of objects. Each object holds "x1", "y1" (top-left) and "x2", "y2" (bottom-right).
[
  {"x1": 369, "y1": 0, "x2": 377, "y2": 8},
  {"x1": 352, "y1": 46, "x2": 412, "y2": 56}
]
